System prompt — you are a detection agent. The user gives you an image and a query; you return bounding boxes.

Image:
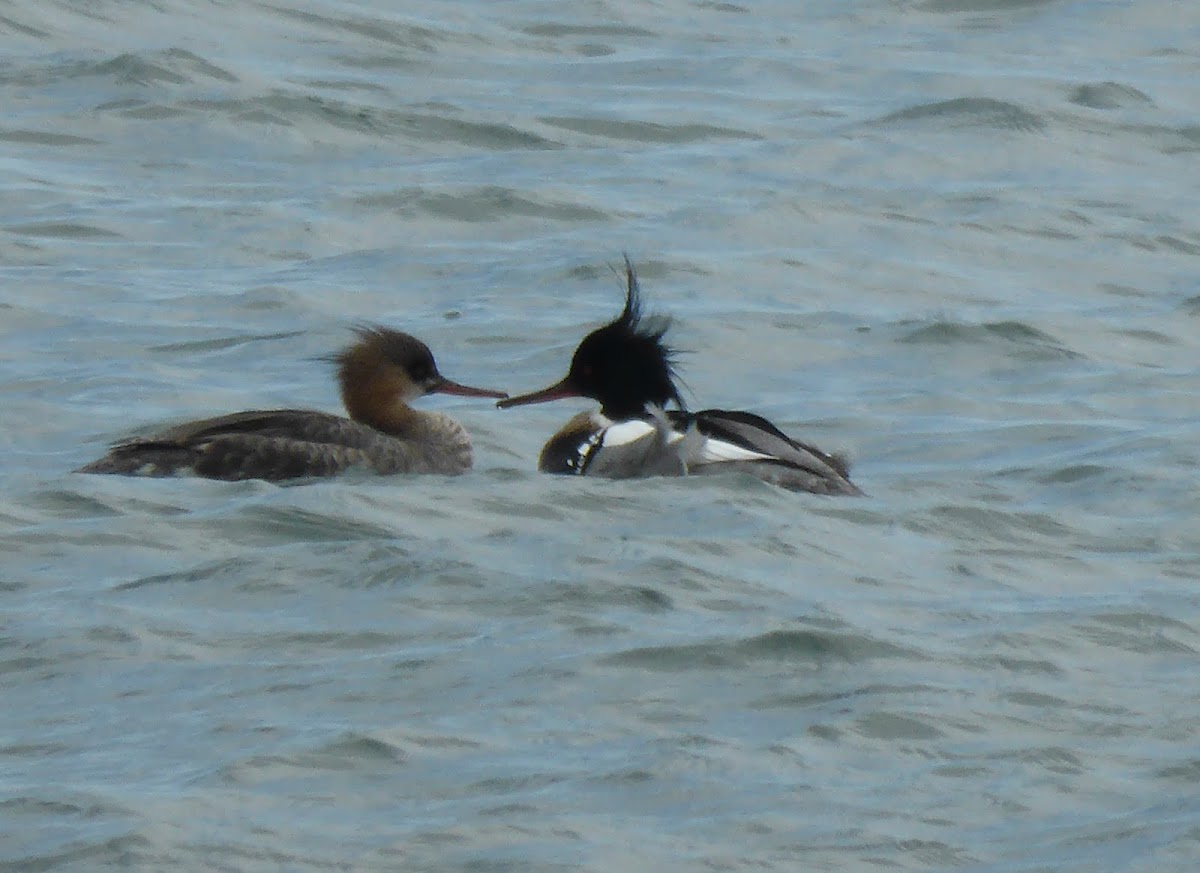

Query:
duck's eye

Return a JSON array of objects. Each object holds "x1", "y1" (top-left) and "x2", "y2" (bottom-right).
[{"x1": 407, "y1": 358, "x2": 435, "y2": 381}]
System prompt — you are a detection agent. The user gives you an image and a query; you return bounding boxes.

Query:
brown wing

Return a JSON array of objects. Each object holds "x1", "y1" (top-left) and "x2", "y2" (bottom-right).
[{"x1": 80, "y1": 410, "x2": 384, "y2": 480}]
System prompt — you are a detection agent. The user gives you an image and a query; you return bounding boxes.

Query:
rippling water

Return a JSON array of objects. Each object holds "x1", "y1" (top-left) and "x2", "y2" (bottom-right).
[{"x1": 4, "y1": 1, "x2": 1200, "y2": 870}]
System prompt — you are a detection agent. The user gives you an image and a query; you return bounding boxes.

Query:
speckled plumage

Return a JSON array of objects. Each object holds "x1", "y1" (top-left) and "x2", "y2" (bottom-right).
[{"x1": 78, "y1": 409, "x2": 474, "y2": 480}]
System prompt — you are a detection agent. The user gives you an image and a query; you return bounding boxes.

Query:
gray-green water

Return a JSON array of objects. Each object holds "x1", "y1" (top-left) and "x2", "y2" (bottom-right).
[{"x1": 4, "y1": 1, "x2": 1200, "y2": 870}]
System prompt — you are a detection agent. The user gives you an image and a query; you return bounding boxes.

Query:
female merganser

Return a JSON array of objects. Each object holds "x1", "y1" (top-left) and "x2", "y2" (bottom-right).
[
  {"x1": 79, "y1": 327, "x2": 507, "y2": 481},
  {"x1": 497, "y1": 259, "x2": 862, "y2": 496}
]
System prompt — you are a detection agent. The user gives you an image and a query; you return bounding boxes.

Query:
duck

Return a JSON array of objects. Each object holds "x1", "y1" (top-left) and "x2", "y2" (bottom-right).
[
  {"x1": 497, "y1": 258, "x2": 862, "y2": 495},
  {"x1": 79, "y1": 326, "x2": 507, "y2": 481}
]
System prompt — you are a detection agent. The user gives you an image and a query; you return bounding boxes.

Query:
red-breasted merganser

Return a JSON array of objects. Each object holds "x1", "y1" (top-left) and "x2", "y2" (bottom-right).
[
  {"x1": 79, "y1": 327, "x2": 507, "y2": 481},
  {"x1": 497, "y1": 259, "x2": 862, "y2": 495}
]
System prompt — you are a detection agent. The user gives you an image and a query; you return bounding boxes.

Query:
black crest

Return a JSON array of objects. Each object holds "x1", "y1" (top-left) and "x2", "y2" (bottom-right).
[{"x1": 566, "y1": 257, "x2": 685, "y2": 418}]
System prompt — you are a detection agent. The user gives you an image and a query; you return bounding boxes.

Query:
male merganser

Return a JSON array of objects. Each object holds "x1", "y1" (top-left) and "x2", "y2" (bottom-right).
[
  {"x1": 497, "y1": 259, "x2": 862, "y2": 495},
  {"x1": 79, "y1": 327, "x2": 507, "y2": 481}
]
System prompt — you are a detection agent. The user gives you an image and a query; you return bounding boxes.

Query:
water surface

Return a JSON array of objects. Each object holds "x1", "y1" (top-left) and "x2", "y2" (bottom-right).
[{"x1": 3, "y1": 1, "x2": 1200, "y2": 870}]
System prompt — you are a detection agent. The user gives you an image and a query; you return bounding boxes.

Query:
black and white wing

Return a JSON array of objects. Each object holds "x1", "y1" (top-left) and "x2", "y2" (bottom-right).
[{"x1": 671, "y1": 409, "x2": 862, "y2": 495}]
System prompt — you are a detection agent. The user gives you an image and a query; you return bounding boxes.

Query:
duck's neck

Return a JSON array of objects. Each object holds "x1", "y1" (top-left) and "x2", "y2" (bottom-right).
[
  {"x1": 599, "y1": 399, "x2": 655, "y2": 422},
  {"x1": 342, "y1": 382, "x2": 418, "y2": 436}
]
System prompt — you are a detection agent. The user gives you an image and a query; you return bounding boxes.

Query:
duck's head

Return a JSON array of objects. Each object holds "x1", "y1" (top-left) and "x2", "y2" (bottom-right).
[
  {"x1": 335, "y1": 327, "x2": 506, "y2": 426},
  {"x1": 498, "y1": 257, "x2": 684, "y2": 420}
]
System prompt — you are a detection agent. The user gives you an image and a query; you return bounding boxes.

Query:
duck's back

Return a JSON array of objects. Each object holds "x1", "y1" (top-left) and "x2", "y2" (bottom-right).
[
  {"x1": 79, "y1": 409, "x2": 473, "y2": 481},
  {"x1": 536, "y1": 407, "x2": 860, "y2": 495},
  {"x1": 673, "y1": 409, "x2": 861, "y2": 495}
]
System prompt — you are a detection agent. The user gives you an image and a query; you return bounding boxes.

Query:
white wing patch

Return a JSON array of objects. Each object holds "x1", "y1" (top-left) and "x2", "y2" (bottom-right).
[
  {"x1": 573, "y1": 408, "x2": 691, "y2": 477},
  {"x1": 599, "y1": 419, "x2": 685, "y2": 448},
  {"x1": 694, "y1": 437, "x2": 774, "y2": 464},
  {"x1": 587, "y1": 410, "x2": 774, "y2": 474}
]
